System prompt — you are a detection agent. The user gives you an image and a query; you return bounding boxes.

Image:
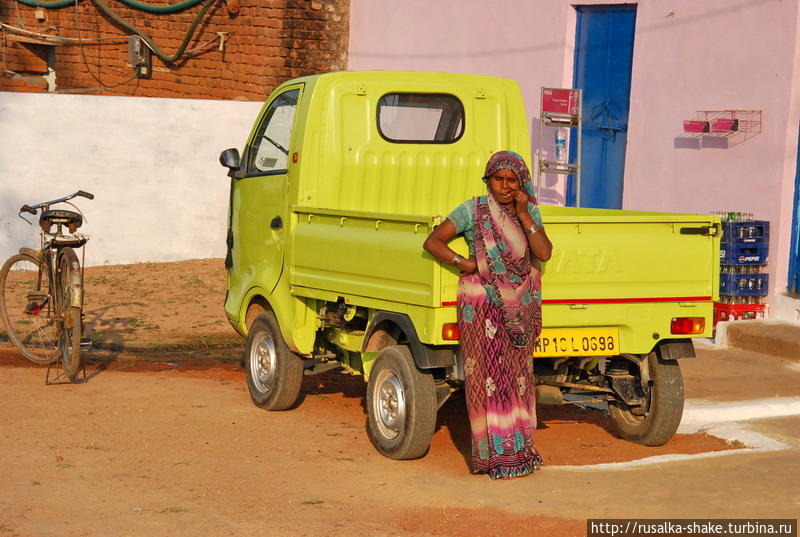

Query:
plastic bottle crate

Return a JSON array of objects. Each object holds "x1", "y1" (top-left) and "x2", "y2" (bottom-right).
[
  {"x1": 719, "y1": 272, "x2": 769, "y2": 296},
  {"x1": 720, "y1": 220, "x2": 769, "y2": 245},
  {"x1": 719, "y1": 243, "x2": 769, "y2": 265},
  {"x1": 713, "y1": 302, "x2": 767, "y2": 326}
]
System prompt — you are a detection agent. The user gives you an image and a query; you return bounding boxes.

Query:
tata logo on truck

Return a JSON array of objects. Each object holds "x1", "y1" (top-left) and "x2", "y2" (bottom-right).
[{"x1": 551, "y1": 248, "x2": 623, "y2": 274}]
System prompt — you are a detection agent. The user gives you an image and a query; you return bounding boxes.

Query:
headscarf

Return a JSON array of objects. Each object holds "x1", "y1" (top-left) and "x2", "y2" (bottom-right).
[{"x1": 473, "y1": 151, "x2": 541, "y2": 348}]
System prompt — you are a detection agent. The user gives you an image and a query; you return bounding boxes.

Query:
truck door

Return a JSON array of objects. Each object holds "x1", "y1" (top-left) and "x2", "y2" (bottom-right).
[{"x1": 231, "y1": 86, "x2": 302, "y2": 296}]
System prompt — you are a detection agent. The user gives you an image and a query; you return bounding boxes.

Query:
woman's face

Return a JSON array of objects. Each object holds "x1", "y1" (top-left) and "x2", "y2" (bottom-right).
[{"x1": 487, "y1": 168, "x2": 520, "y2": 206}]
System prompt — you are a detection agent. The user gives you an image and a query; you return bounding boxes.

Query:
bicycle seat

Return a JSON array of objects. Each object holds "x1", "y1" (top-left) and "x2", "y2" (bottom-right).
[{"x1": 40, "y1": 209, "x2": 82, "y2": 232}]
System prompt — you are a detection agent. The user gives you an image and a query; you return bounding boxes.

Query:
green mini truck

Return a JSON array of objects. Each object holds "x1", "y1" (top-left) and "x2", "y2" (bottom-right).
[{"x1": 219, "y1": 71, "x2": 720, "y2": 459}]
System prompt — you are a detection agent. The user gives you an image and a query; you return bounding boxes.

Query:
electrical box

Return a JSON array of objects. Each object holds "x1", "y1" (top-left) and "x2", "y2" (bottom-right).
[{"x1": 127, "y1": 36, "x2": 152, "y2": 79}]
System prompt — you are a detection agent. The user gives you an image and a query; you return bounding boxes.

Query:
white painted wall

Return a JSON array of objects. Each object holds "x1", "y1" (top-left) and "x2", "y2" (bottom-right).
[{"x1": 0, "y1": 92, "x2": 262, "y2": 266}]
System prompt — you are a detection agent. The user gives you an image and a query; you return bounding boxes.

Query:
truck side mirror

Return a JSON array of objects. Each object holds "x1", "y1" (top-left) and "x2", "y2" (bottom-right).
[{"x1": 219, "y1": 148, "x2": 241, "y2": 172}]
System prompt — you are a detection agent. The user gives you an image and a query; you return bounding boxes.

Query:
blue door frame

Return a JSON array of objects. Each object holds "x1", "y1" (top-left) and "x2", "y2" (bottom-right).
[
  {"x1": 789, "y1": 122, "x2": 800, "y2": 294},
  {"x1": 567, "y1": 5, "x2": 637, "y2": 209}
]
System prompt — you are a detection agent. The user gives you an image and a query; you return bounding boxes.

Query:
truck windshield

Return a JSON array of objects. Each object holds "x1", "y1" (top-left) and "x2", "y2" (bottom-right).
[
  {"x1": 248, "y1": 89, "x2": 300, "y2": 174},
  {"x1": 377, "y1": 93, "x2": 464, "y2": 143}
]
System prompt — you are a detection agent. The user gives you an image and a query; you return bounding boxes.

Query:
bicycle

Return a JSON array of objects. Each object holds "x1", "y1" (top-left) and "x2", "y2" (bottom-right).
[{"x1": 0, "y1": 191, "x2": 94, "y2": 382}]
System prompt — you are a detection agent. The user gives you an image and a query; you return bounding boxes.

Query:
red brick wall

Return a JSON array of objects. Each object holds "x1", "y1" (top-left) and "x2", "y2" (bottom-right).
[{"x1": 0, "y1": 0, "x2": 349, "y2": 100}]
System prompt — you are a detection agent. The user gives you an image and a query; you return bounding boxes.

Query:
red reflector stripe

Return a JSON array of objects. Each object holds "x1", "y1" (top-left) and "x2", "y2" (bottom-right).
[
  {"x1": 542, "y1": 296, "x2": 712, "y2": 305},
  {"x1": 443, "y1": 297, "x2": 712, "y2": 307}
]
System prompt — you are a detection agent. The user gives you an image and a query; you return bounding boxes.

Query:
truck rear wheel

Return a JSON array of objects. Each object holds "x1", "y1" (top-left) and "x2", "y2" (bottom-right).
[
  {"x1": 608, "y1": 352, "x2": 684, "y2": 446},
  {"x1": 245, "y1": 312, "x2": 303, "y2": 411},
  {"x1": 366, "y1": 345, "x2": 436, "y2": 460}
]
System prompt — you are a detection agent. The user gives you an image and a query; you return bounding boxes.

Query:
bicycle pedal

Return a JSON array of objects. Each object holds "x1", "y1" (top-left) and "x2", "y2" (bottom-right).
[{"x1": 80, "y1": 338, "x2": 93, "y2": 350}]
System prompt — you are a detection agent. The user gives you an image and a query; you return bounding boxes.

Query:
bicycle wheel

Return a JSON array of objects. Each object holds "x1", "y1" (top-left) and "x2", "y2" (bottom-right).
[
  {"x1": 57, "y1": 248, "x2": 82, "y2": 381},
  {"x1": 0, "y1": 253, "x2": 59, "y2": 364}
]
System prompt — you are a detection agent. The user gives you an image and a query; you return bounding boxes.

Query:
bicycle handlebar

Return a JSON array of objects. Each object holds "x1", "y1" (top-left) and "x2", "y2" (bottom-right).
[{"x1": 18, "y1": 190, "x2": 95, "y2": 215}]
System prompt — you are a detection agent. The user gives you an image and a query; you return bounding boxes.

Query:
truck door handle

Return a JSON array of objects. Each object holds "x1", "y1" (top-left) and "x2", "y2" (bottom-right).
[
  {"x1": 270, "y1": 216, "x2": 283, "y2": 229},
  {"x1": 680, "y1": 225, "x2": 718, "y2": 236}
]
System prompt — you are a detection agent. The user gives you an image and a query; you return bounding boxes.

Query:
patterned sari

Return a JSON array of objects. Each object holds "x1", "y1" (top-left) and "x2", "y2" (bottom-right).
[{"x1": 449, "y1": 151, "x2": 543, "y2": 479}]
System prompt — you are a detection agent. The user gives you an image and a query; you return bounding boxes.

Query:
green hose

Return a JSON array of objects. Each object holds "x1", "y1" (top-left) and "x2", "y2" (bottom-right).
[
  {"x1": 90, "y1": 0, "x2": 217, "y2": 63},
  {"x1": 14, "y1": 0, "x2": 77, "y2": 8},
  {"x1": 15, "y1": 0, "x2": 207, "y2": 14},
  {"x1": 115, "y1": 0, "x2": 206, "y2": 13}
]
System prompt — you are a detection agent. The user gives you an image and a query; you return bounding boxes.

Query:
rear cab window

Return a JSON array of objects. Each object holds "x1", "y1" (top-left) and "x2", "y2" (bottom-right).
[{"x1": 377, "y1": 93, "x2": 464, "y2": 144}]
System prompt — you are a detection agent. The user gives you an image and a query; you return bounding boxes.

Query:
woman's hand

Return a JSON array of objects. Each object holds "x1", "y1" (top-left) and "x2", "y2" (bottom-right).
[
  {"x1": 458, "y1": 256, "x2": 478, "y2": 275},
  {"x1": 423, "y1": 220, "x2": 479, "y2": 274},
  {"x1": 512, "y1": 190, "x2": 529, "y2": 220},
  {"x1": 509, "y1": 191, "x2": 554, "y2": 262}
]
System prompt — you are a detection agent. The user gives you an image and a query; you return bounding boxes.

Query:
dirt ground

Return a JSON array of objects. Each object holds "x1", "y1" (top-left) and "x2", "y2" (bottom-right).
[{"x1": 0, "y1": 259, "x2": 766, "y2": 537}]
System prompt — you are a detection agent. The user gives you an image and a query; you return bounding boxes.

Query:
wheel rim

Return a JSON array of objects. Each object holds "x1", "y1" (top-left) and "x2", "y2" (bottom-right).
[
  {"x1": 372, "y1": 367, "x2": 406, "y2": 440},
  {"x1": 249, "y1": 331, "x2": 277, "y2": 394},
  {"x1": 1, "y1": 255, "x2": 59, "y2": 364}
]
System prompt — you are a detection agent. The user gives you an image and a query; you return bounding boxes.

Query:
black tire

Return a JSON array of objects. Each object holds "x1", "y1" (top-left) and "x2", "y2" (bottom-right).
[
  {"x1": 244, "y1": 311, "x2": 303, "y2": 411},
  {"x1": 608, "y1": 352, "x2": 684, "y2": 446},
  {"x1": 57, "y1": 249, "x2": 82, "y2": 382},
  {"x1": 366, "y1": 345, "x2": 437, "y2": 460},
  {"x1": 0, "y1": 253, "x2": 59, "y2": 364}
]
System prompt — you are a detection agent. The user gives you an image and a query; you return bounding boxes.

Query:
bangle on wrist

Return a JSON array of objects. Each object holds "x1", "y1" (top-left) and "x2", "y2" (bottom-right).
[
  {"x1": 452, "y1": 254, "x2": 463, "y2": 266},
  {"x1": 525, "y1": 223, "x2": 540, "y2": 235}
]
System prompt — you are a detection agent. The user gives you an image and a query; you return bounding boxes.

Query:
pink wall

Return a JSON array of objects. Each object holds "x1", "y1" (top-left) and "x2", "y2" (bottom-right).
[
  {"x1": 623, "y1": 0, "x2": 800, "y2": 298},
  {"x1": 349, "y1": 0, "x2": 800, "y2": 314}
]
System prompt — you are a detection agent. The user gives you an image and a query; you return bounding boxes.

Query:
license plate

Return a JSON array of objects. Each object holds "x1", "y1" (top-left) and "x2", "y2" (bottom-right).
[{"x1": 533, "y1": 328, "x2": 620, "y2": 357}]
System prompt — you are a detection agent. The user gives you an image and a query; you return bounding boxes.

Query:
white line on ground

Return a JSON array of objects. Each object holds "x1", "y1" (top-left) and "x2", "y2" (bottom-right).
[
  {"x1": 678, "y1": 397, "x2": 800, "y2": 434},
  {"x1": 551, "y1": 397, "x2": 800, "y2": 471}
]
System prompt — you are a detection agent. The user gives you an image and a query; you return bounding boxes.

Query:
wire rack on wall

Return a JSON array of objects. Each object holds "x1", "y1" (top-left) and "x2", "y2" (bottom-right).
[{"x1": 681, "y1": 109, "x2": 762, "y2": 142}]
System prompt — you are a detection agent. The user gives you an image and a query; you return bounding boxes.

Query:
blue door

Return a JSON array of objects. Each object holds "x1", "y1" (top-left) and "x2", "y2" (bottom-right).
[
  {"x1": 789, "y1": 122, "x2": 800, "y2": 293},
  {"x1": 568, "y1": 5, "x2": 637, "y2": 209}
]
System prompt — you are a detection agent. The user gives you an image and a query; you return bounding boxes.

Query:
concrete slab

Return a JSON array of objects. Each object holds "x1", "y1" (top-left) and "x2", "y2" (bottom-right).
[
  {"x1": 723, "y1": 320, "x2": 800, "y2": 360},
  {"x1": 682, "y1": 346, "x2": 800, "y2": 402}
]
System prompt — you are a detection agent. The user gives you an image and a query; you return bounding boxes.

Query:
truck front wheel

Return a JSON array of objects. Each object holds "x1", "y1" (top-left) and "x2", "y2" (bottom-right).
[
  {"x1": 608, "y1": 352, "x2": 684, "y2": 446},
  {"x1": 245, "y1": 312, "x2": 303, "y2": 411},
  {"x1": 366, "y1": 345, "x2": 437, "y2": 460}
]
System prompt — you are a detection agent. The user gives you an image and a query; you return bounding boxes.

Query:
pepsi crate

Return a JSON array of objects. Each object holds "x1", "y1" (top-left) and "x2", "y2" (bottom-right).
[
  {"x1": 720, "y1": 220, "x2": 769, "y2": 245},
  {"x1": 720, "y1": 242, "x2": 769, "y2": 265},
  {"x1": 719, "y1": 272, "x2": 768, "y2": 296}
]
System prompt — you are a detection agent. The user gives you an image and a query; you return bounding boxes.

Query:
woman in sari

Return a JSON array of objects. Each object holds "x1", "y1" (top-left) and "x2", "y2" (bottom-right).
[{"x1": 423, "y1": 151, "x2": 552, "y2": 479}]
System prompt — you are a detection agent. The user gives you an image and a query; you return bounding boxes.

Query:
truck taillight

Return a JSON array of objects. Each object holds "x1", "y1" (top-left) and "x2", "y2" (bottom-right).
[
  {"x1": 670, "y1": 317, "x2": 705, "y2": 334},
  {"x1": 442, "y1": 323, "x2": 460, "y2": 341}
]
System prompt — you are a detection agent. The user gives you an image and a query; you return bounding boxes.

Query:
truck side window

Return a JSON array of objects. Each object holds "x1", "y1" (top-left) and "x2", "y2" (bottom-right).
[
  {"x1": 247, "y1": 89, "x2": 300, "y2": 175},
  {"x1": 378, "y1": 93, "x2": 464, "y2": 143}
]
